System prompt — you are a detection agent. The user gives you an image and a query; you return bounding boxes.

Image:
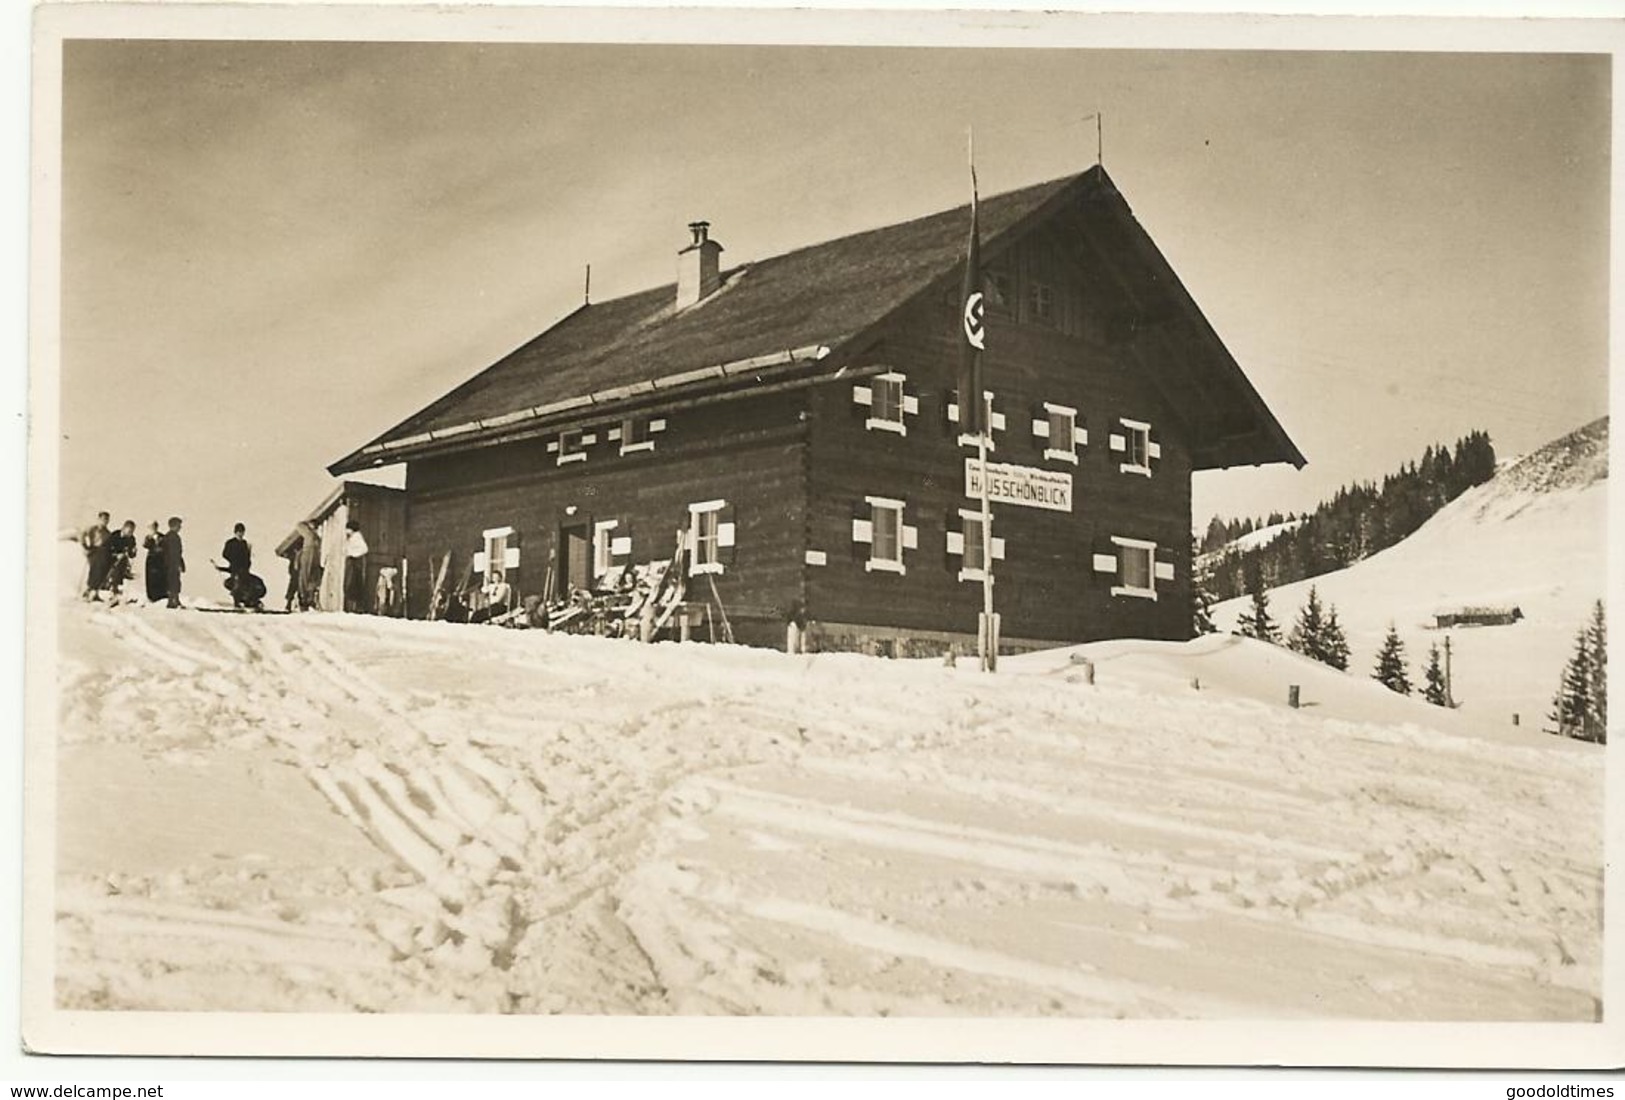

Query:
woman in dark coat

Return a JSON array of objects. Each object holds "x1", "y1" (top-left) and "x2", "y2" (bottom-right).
[
  {"x1": 161, "y1": 517, "x2": 186, "y2": 609},
  {"x1": 142, "y1": 522, "x2": 166, "y2": 603}
]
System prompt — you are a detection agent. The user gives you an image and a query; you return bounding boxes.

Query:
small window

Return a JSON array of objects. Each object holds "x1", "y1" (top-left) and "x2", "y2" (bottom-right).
[
  {"x1": 483, "y1": 528, "x2": 510, "y2": 582},
  {"x1": 1111, "y1": 536, "x2": 1157, "y2": 600},
  {"x1": 620, "y1": 417, "x2": 654, "y2": 455},
  {"x1": 688, "y1": 499, "x2": 728, "y2": 576},
  {"x1": 866, "y1": 497, "x2": 905, "y2": 574},
  {"x1": 1042, "y1": 403, "x2": 1079, "y2": 464},
  {"x1": 954, "y1": 390, "x2": 1003, "y2": 450},
  {"x1": 1116, "y1": 418, "x2": 1153, "y2": 475},
  {"x1": 865, "y1": 374, "x2": 907, "y2": 435},
  {"x1": 693, "y1": 510, "x2": 719, "y2": 572},
  {"x1": 962, "y1": 512, "x2": 986, "y2": 576},
  {"x1": 557, "y1": 428, "x2": 586, "y2": 465},
  {"x1": 593, "y1": 520, "x2": 618, "y2": 578},
  {"x1": 1028, "y1": 280, "x2": 1055, "y2": 326}
]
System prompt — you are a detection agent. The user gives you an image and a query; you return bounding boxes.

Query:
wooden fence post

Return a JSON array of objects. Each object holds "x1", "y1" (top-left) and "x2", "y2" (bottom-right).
[{"x1": 1288, "y1": 685, "x2": 1301, "y2": 709}]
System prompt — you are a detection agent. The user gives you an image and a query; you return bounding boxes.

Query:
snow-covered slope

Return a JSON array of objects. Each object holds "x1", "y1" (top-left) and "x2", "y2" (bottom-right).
[
  {"x1": 51, "y1": 536, "x2": 1601, "y2": 1020},
  {"x1": 1216, "y1": 418, "x2": 1608, "y2": 729}
]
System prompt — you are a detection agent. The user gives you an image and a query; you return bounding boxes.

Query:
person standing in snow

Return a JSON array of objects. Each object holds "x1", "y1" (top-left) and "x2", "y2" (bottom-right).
[
  {"x1": 294, "y1": 521, "x2": 322, "y2": 611},
  {"x1": 79, "y1": 511, "x2": 111, "y2": 600},
  {"x1": 343, "y1": 519, "x2": 368, "y2": 613},
  {"x1": 222, "y1": 523, "x2": 254, "y2": 608},
  {"x1": 105, "y1": 520, "x2": 138, "y2": 600},
  {"x1": 161, "y1": 516, "x2": 186, "y2": 609},
  {"x1": 281, "y1": 539, "x2": 301, "y2": 612},
  {"x1": 142, "y1": 521, "x2": 166, "y2": 603}
]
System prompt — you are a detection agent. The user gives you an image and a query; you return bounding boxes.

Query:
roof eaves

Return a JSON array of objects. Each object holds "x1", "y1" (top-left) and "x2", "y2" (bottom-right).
[{"x1": 329, "y1": 342, "x2": 837, "y2": 473}]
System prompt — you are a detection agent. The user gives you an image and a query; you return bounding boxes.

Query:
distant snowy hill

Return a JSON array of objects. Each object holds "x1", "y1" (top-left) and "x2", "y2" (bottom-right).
[
  {"x1": 1215, "y1": 417, "x2": 1609, "y2": 730},
  {"x1": 1196, "y1": 518, "x2": 1305, "y2": 569}
]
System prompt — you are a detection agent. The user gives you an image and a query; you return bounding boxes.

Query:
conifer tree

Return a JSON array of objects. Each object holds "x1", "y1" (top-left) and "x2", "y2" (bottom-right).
[
  {"x1": 1373, "y1": 626, "x2": 1412, "y2": 695},
  {"x1": 1322, "y1": 606, "x2": 1351, "y2": 671},
  {"x1": 1234, "y1": 559, "x2": 1280, "y2": 644},
  {"x1": 1191, "y1": 537, "x2": 1218, "y2": 636},
  {"x1": 1423, "y1": 644, "x2": 1449, "y2": 707},
  {"x1": 1287, "y1": 586, "x2": 1327, "y2": 663},
  {"x1": 1587, "y1": 600, "x2": 1607, "y2": 742},
  {"x1": 1550, "y1": 626, "x2": 1593, "y2": 739}
]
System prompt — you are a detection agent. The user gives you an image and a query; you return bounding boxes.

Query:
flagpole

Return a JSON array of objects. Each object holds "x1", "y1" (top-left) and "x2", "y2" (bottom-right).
[
  {"x1": 965, "y1": 125, "x2": 995, "y2": 673},
  {"x1": 979, "y1": 393, "x2": 996, "y2": 673}
]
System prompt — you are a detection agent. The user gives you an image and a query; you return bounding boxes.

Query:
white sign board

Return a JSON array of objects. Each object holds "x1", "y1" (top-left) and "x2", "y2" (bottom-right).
[{"x1": 965, "y1": 459, "x2": 1073, "y2": 512}]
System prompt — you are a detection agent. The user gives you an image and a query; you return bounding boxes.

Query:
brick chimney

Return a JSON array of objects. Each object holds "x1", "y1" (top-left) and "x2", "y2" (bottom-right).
[{"x1": 676, "y1": 221, "x2": 723, "y2": 309}]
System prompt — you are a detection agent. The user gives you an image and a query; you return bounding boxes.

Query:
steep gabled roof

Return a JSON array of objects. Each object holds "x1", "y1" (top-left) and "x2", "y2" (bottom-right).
[{"x1": 331, "y1": 165, "x2": 1302, "y2": 473}]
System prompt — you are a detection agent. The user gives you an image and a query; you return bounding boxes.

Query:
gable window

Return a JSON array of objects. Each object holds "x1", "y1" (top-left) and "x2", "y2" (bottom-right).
[
  {"x1": 1112, "y1": 418, "x2": 1158, "y2": 476},
  {"x1": 1028, "y1": 280, "x2": 1055, "y2": 326},
  {"x1": 1036, "y1": 402, "x2": 1084, "y2": 465},
  {"x1": 619, "y1": 417, "x2": 655, "y2": 455},
  {"x1": 687, "y1": 499, "x2": 733, "y2": 576}
]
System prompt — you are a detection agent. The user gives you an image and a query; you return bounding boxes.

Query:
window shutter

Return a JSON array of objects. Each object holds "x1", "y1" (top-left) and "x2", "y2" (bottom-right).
[
  {"x1": 1148, "y1": 438, "x2": 1162, "y2": 461},
  {"x1": 1092, "y1": 552, "x2": 1117, "y2": 574},
  {"x1": 607, "y1": 426, "x2": 623, "y2": 442},
  {"x1": 610, "y1": 534, "x2": 632, "y2": 558},
  {"x1": 717, "y1": 506, "x2": 738, "y2": 570},
  {"x1": 1032, "y1": 408, "x2": 1050, "y2": 439},
  {"x1": 473, "y1": 550, "x2": 489, "y2": 573},
  {"x1": 1074, "y1": 425, "x2": 1089, "y2": 447},
  {"x1": 991, "y1": 536, "x2": 1006, "y2": 561},
  {"x1": 946, "y1": 399, "x2": 960, "y2": 425},
  {"x1": 582, "y1": 432, "x2": 598, "y2": 446},
  {"x1": 852, "y1": 518, "x2": 874, "y2": 544},
  {"x1": 946, "y1": 531, "x2": 965, "y2": 555},
  {"x1": 1154, "y1": 560, "x2": 1175, "y2": 581},
  {"x1": 505, "y1": 528, "x2": 522, "y2": 571},
  {"x1": 852, "y1": 384, "x2": 873, "y2": 407},
  {"x1": 546, "y1": 440, "x2": 560, "y2": 454},
  {"x1": 1109, "y1": 433, "x2": 1127, "y2": 453},
  {"x1": 902, "y1": 392, "x2": 919, "y2": 416},
  {"x1": 650, "y1": 418, "x2": 668, "y2": 433},
  {"x1": 901, "y1": 523, "x2": 918, "y2": 551}
]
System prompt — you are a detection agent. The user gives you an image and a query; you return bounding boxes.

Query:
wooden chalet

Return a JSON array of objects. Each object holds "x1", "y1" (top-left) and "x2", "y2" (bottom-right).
[{"x1": 330, "y1": 165, "x2": 1304, "y2": 653}]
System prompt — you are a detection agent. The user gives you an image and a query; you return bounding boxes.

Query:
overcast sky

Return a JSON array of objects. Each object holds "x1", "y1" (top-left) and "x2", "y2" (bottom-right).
[{"x1": 57, "y1": 39, "x2": 1608, "y2": 565}]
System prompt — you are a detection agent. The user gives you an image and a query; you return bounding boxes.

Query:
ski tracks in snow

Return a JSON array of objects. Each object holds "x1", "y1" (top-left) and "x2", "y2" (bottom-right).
[{"x1": 58, "y1": 605, "x2": 1604, "y2": 1018}]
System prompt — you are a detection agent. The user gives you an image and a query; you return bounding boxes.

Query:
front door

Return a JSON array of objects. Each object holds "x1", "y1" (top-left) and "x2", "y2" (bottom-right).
[{"x1": 560, "y1": 523, "x2": 590, "y2": 593}]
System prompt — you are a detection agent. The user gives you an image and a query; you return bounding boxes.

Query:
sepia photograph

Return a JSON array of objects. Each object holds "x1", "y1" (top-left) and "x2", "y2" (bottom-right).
[{"x1": 23, "y1": 2, "x2": 1621, "y2": 1067}]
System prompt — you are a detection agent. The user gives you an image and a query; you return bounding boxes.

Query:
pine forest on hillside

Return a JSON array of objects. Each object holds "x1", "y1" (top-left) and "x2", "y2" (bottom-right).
[{"x1": 1203, "y1": 431, "x2": 1497, "y2": 602}]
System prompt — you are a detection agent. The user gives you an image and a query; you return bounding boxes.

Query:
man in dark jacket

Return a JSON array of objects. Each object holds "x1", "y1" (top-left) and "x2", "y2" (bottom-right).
[
  {"x1": 222, "y1": 523, "x2": 253, "y2": 608},
  {"x1": 162, "y1": 517, "x2": 186, "y2": 609},
  {"x1": 80, "y1": 511, "x2": 111, "y2": 600}
]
